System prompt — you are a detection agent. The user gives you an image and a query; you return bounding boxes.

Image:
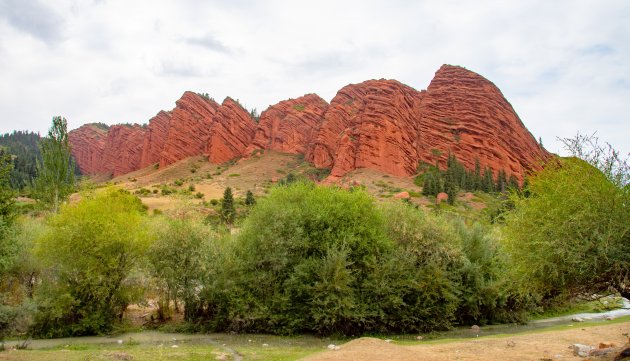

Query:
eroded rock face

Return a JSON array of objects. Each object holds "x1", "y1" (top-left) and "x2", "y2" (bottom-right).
[
  {"x1": 415, "y1": 65, "x2": 549, "y2": 182},
  {"x1": 101, "y1": 124, "x2": 147, "y2": 177},
  {"x1": 159, "y1": 92, "x2": 219, "y2": 167},
  {"x1": 69, "y1": 124, "x2": 108, "y2": 175},
  {"x1": 247, "y1": 94, "x2": 328, "y2": 155},
  {"x1": 69, "y1": 65, "x2": 550, "y2": 182},
  {"x1": 307, "y1": 80, "x2": 425, "y2": 178},
  {"x1": 207, "y1": 98, "x2": 257, "y2": 164},
  {"x1": 140, "y1": 110, "x2": 171, "y2": 168}
]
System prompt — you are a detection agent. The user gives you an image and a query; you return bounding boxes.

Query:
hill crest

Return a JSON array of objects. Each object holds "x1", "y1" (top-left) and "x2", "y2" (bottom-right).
[{"x1": 69, "y1": 65, "x2": 550, "y2": 182}]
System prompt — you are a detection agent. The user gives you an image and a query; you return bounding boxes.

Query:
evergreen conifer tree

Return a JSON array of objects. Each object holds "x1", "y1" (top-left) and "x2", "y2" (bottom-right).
[
  {"x1": 220, "y1": 187, "x2": 236, "y2": 224},
  {"x1": 245, "y1": 190, "x2": 256, "y2": 206},
  {"x1": 482, "y1": 167, "x2": 494, "y2": 192}
]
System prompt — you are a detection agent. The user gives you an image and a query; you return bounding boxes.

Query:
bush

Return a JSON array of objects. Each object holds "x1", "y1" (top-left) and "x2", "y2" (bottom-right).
[
  {"x1": 503, "y1": 157, "x2": 630, "y2": 300},
  {"x1": 202, "y1": 182, "x2": 391, "y2": 335},
  {"x1": 147, "y1": 218, "x2": 212, "y2": 321},
  {"x1": 375, "y1": 203, "x2": 463, "y2": 331},
  {"x1": 197, "y1": 183, "x2": 531, "y2": 335},
  {"x1": 31, "y1": 188, "x2": 150, "y2": 337},
  {"x1": 134, "y1": 188, "x2": 151, "y2": 196}
]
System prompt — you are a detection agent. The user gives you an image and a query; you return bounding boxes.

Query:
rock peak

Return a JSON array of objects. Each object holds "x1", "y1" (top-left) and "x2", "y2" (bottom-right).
[{"x1": 69, "y1": 65, "x2": 550, "y2": 183}]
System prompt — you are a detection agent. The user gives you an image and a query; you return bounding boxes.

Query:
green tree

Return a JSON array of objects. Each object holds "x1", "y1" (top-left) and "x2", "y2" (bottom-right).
[
  {"x1": 148, "y1": 218, "x2": 211, "y2": 321},
  {"x1": 0, "y1": 153, "x2": 17, "y2": 345},
  {"x1": 503, "y1": 158, "x2": 630, "y2": 300},
  {"x1": 31, "y1": 188, "x2": 149, "y2": 337},
  {"x1": 0, "y1": 152, "x2": 15, "y2": 238},
  {"x1": 481, "y1": 167, "x2": 494, "y2": 192},
  {"x1": 559, "y1": 132, "x2": 629, "y2": 187},
  {"x1": 0, "y1": 131, "x2": 42, "y2": 191},
  {"x1": 220, "y1": 187, "x2": 235, "y2": 225},
  {"x1": 495, "y1": 169, "x2": 508, "y2": 193},
  {"x1": 244, "y1": 190, "x2": 256, "y2": 206},
  {"x1": 205, "y1": 182, "x2": 390, "y2": 335},
  {"x1": 36, "y1": 117, "x2": 75, "y2": 212}
]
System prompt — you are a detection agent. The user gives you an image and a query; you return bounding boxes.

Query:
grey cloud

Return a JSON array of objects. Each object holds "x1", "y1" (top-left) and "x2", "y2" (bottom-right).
[
  {"x1": 158, "y1": 60, "x2": 210, "y2": 78},
  {"x1": 184, "y1": 34, "x2": 231, "y2": 54},
  {"x1": 0, "y1": 0, "x2": 64, "y2": 44}
]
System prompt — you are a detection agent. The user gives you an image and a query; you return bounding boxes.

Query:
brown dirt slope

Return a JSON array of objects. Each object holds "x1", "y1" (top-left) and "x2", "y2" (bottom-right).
[{"x1": 301, "y1": 322, "x2": 630, "y2": 361}]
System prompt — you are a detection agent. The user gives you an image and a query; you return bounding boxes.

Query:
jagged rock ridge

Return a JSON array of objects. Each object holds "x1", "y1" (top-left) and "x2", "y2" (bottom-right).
[{"x1": 69, "y1": 65, "x2": 550, "y2": 182}]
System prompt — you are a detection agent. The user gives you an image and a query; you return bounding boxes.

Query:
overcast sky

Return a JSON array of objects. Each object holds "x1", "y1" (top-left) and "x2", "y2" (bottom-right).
[{"x1": 0, "y1": 0, "x2": 628, "y2": 156}]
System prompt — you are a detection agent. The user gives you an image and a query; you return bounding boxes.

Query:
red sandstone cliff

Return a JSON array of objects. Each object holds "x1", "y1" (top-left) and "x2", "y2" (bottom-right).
[
  {"x1": 140, "y1": 110, "x2": 171, "y2": 168},
  {"x1": 414, "y1": 65, "x2": 549, "y2": 181},
  {"x1": 101, "y1": 124, "x2": 147, "y2": 177},
  {"x1": 207, "y1": 98, "x2": 257, "y2": 164},
  {"x1": 68, "y1": 65, "x2": 550, "y2": 182},
  {"x1": 68, "y1": 123, "x2": 108, "y2": 175},
  {"x1": 247, "y1": 94, "x2": 328, "y2": 155},
  {"x1": 307, "y1": 80, "x2": 425, "y2": 178},
  {"x1": 159, "y1": 92, "x2": 220, "y2": 167}
]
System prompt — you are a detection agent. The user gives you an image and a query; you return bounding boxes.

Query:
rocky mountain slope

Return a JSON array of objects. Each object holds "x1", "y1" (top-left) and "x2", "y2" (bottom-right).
[{"x1": 69, "y1": 65, "x2": 550, "y2": 182}]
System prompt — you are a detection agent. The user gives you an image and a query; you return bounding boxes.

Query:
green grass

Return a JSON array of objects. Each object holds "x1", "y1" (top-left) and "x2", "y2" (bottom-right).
[
  {"x1": 3, "y1": 317, "x2": 628, "y2": 360},
  {"x1": 530, "y1": 296, "x2": 624, "y2": 320},
  {"x1": 0, "y1": 333, "x2": 339, "y2": 361},
  {"x1": 0, "y1": 344, "x2": 224, "y2": 361}
]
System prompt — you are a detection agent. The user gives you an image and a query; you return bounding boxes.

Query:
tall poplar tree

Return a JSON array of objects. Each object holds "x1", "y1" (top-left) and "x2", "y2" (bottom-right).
[{"x1": 36, "y1": 116, "x2": 75, "y2": 212}]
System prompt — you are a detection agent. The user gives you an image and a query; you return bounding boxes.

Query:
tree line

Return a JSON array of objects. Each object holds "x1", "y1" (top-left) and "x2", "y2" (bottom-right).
[{"x1": 421, "y1": 153, "x2": 520, "y2": 203}]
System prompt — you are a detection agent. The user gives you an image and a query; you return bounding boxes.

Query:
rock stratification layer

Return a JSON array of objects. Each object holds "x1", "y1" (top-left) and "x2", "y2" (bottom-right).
[
  {"x1": 207, "y1": 98, "x2": 257, "y2": 164},
  {"x1": 101, "y1": 124, "x2": 147, "y2": 177},
  {"x1": 414, "y1": 65, "x2": 548, "y2": 181},
  {"x1": 307, "y1": 80, "x2": 425, "y2": 178},
  {"x1": 140, "y1": 110, "x2": 171, "y2": 169},
  {"x1": 68, "y1": 123, "x2": 108, "y2": 175},
  {"x1": 69, "y1": 65, "x2": 550, "y2": 182},
  {"x1": 159, "y1": 92, "x2": 220, "y2": 168},
  {"x1": 247, "y1": 94, "x2": 328, "y2": 155}
]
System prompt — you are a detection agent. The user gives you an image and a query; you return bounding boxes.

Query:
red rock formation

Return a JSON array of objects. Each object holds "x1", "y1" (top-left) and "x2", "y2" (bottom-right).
[
  {"x1": 415, "y1": 65, "x2": 549, "y2": 182},
  {"x1": 69, "y1": 65, "x2": 549, "y2": 183},
  {"x1": 307, "y1": 80, "x2": 425, "y2": 178},
  {"x1": 140, "y1": 110, "x2": 171, "y2": 168},
  {"x1": 69, "y1": 123, "x2": 108, "y2": 175},
  {"x1": 207, "y1": 98, "x2": 257, "y2": 163},
  {"x1": 101, "y1": 124, "x2": 147, "y2": 176},
  {"x1": 159, "y1": 92, "x2": 219, "y2": 167},
  {"x1": 247, "y1": 94, "x2": 328, "y2": 155}
]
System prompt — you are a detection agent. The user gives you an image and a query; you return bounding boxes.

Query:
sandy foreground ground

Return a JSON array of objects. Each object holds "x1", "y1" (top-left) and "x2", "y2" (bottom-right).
[{"x1": 302, "y1": 322, "x2": 630, "y2": 361}]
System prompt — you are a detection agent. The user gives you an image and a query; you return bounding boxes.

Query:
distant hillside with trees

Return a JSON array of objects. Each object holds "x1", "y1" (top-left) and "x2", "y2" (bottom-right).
[{"x1": 0, "y1": 131, "x2": 41, "y2": 190}]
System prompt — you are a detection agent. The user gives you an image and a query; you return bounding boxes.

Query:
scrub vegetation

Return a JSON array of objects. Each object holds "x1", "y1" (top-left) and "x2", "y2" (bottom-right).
[{"x1": 0, "y1": 123, "x2": 628, "y2": 353}]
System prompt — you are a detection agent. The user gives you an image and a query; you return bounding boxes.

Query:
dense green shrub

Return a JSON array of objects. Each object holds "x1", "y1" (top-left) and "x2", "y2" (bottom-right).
[
  {"x1": 376, "y1": 203, "x2": 463, "y2": 331},
  {"x1": 31, "y1": 188, "x2": 149, "y2": 337},
  {"x1": 147, "y1": 218, "x2": 213, "y2": 321},
  {"x1": 202, "y1": 182, "x2": 390, "y2": 334},
  {"x1": 503, "y1": 157, "x2": 630, "y2": 301},
  {"x1": 198, "y1": 183, "x2": 522, "y2": 335}
]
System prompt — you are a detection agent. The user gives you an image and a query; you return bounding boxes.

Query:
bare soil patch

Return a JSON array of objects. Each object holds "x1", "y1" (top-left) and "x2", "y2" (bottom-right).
[{"x1": 302, "y1": 322, "x2": 630, "y2": 361}]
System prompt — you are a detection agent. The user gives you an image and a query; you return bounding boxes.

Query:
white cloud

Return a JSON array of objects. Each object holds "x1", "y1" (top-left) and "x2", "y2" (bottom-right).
[{"x1": 0, "y1": 0, "x2": 627, "y2": 156}]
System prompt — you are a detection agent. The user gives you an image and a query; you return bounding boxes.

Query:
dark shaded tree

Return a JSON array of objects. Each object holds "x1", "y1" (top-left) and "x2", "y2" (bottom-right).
[
  {"x1": 220, "y1": 187, "x2": 235, "y2": 225},
  {"x1": 245, "y1": 190, "x2": 256, "y2": 206}
]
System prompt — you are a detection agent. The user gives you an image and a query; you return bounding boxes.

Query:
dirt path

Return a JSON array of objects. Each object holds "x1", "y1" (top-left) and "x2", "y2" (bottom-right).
[{"x1": 302, "y1": 322, "x2": 630, "y2": 361}]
